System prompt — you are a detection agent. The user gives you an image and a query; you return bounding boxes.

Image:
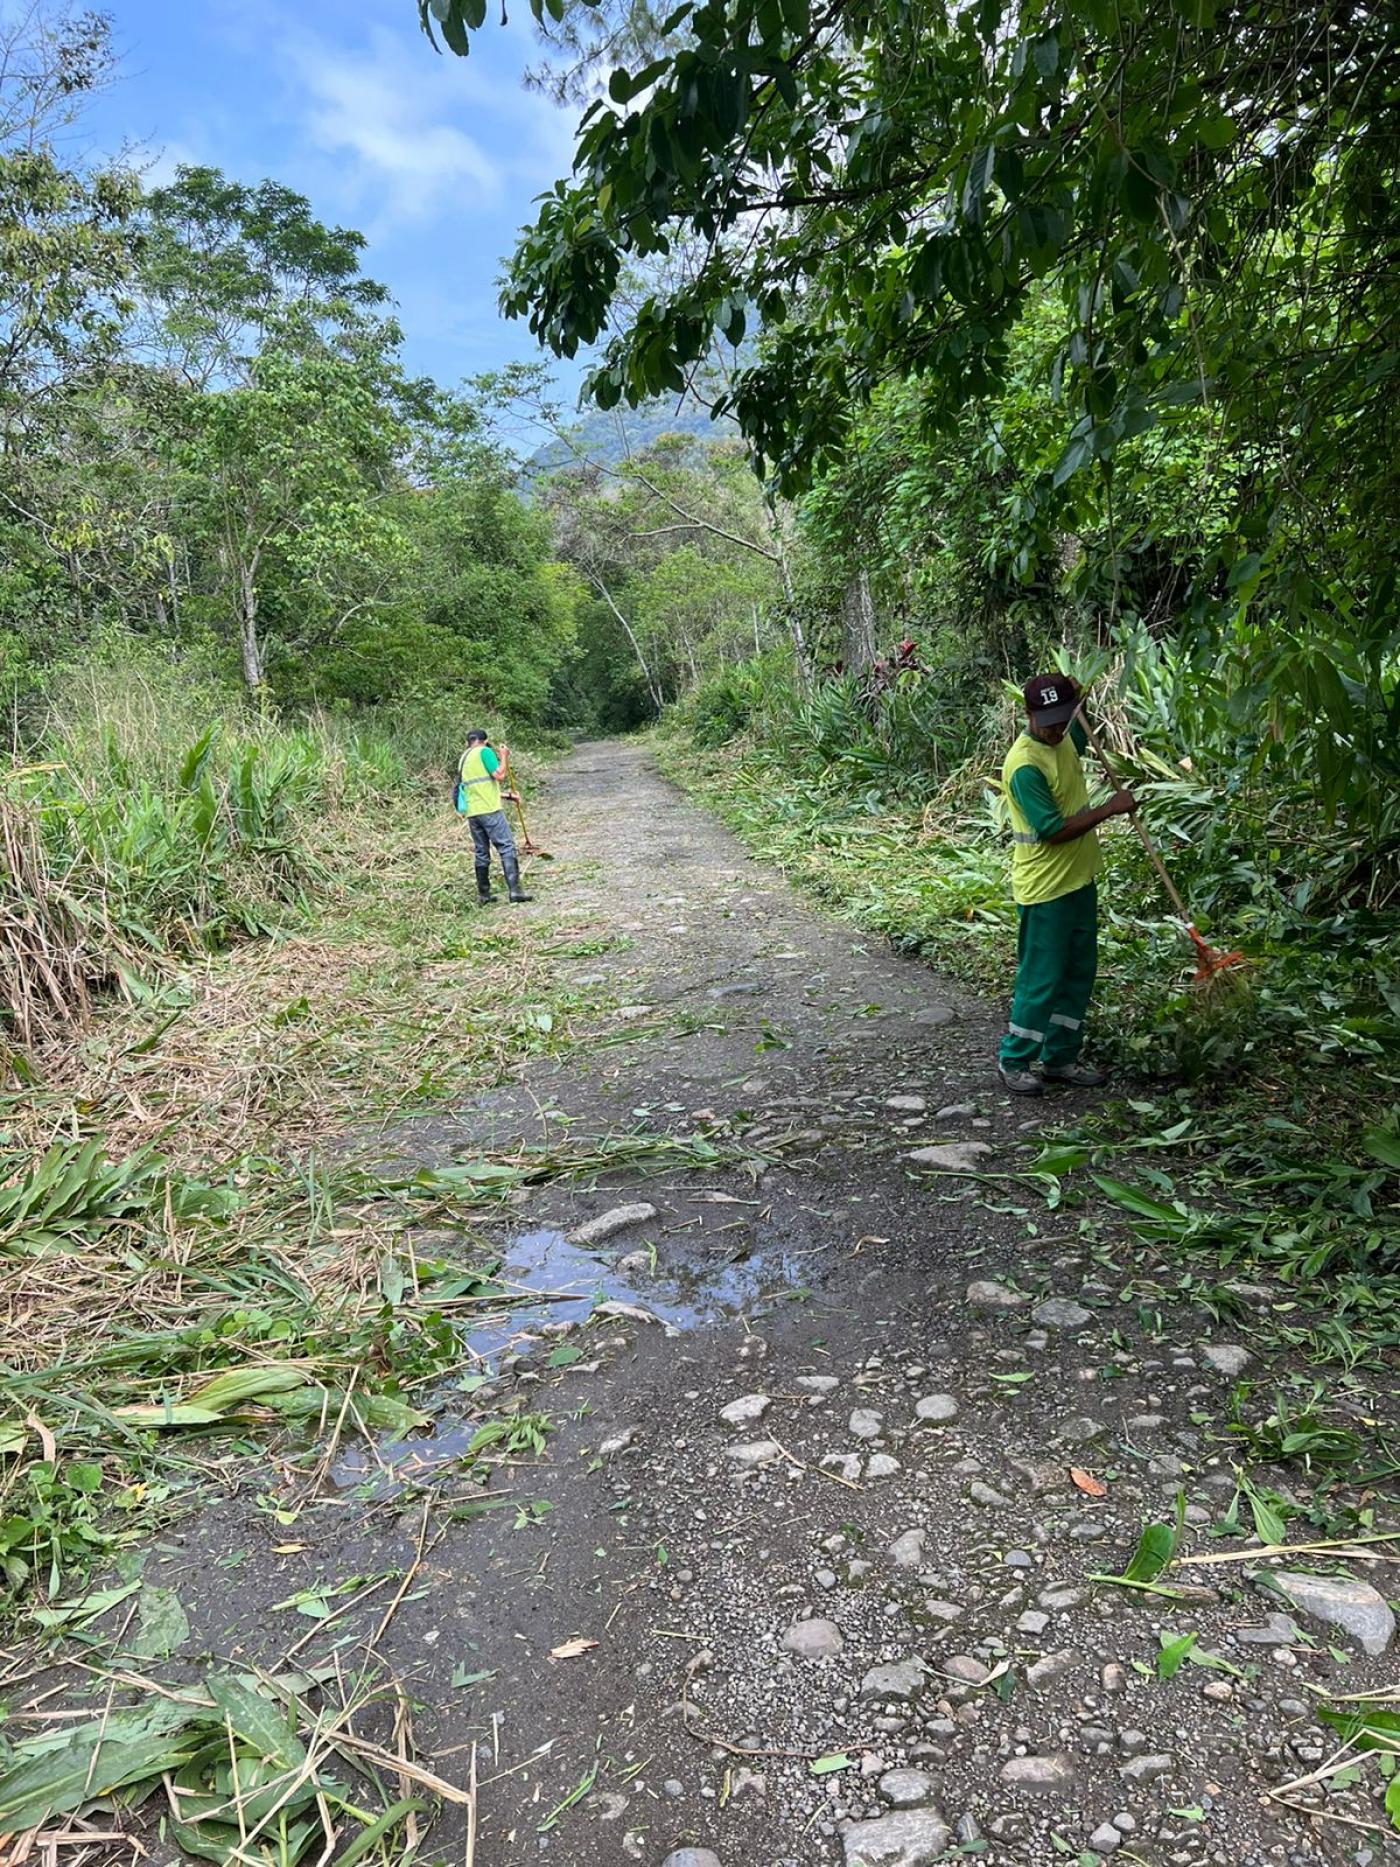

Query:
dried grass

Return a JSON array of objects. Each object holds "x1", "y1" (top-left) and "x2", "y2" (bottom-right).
[{"x1": 0, "y1": 795, "x2": 96, "y2": 1051}]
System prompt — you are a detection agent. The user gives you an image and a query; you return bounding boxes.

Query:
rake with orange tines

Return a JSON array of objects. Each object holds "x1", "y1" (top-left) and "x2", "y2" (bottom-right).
[{"x1": 1076, "y1": 711, "x2": 1248, "y2": 991}]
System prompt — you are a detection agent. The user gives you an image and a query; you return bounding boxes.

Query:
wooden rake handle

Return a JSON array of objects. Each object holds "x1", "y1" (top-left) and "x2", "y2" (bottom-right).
[{"x1": 1074, "y1": 708, "x2": 1194, "y2": 925}]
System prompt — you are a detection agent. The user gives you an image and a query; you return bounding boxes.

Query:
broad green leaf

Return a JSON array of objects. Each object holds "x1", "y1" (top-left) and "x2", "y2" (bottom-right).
[
  {"x1": 1090, "y1": 1175, "x2": 1185, "y2": 1225},
  {"x1": 1363, "y1": 1127, "x2": 1400, "y2": 1170},
  {"x1": 30, "y1": 1581, "x2": 141, "y2": 1630},
  {"x1": 132, "y1": 1584, "x2": 191, "y2": 1659},
  {"x1": 1156, "y1": 1630, "x2": 1197, "y2": 1678},
  {"x1": 206, "y1": 1674, "x2": 306, "y2": 1768},
  {"x1": 809, "y1": 1753, "x2": 852, "y2": 1775},
  {"x1": 0, "y1": 1703, "x2": 192, "y2": 1828}
]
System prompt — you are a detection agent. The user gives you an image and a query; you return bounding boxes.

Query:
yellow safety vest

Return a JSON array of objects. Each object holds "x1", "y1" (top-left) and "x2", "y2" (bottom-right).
[
  {"x1": 1002, "y1": 732, "x2": 1100, "y2": 906},
  {"x1": 457, "y1": 745, "x2": 502, "y2": 817}
]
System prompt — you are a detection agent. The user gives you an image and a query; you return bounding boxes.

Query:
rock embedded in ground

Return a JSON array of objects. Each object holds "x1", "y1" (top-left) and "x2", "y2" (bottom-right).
[
  {"x1": 662, "y1": 1852, "x2": 723, "y2": 1867},
  {"x1": 724, "y1": 1439, "x2": 782, "y2": 1469},
  {"x1": 1038, "y1": 1584, "x2": 1090, "y2": 1612},
  {"x1": 935, "y1": 1102, "x2": 976, "y2": 1119},
  {"x1": 866, "y1": 1452, "x2": 901, "y2": 1478},
  {"x1": 841, "y1": 1807, "x2": 951, "y2": 1866},
  {"x1": 1120, "y1": 1753, "x2": 1176, "y2": 1783},
  {"x1": 878, "y1": 1769, "x2": 937, "y2": 1808},
  {"x1": 719, "y1": 1393, "x2": 772, "y2": 1428},
  {"x1": 568, "y1": 1202, "x2": 658, "y2": 1245},
  {"x1": 998, "y1": 1754, "x2": 1076, "y2": 1793},
  {"x1": 1235, "y1": 1611, "x2": 1301, "y2": 1647},
  {"x1": 969, "y1": 1480, "x2": 1014, "y2": 1508},
  {"x1": 1056, "y1": 1414, "x2": 1107, "y2": 1444},
  {"x1": 1271, "y1": 1571, "x2": 1396, "y2": 1655},
  {"x1": 943, "y1": 1655, "x2": 991, "y2": 1685},
  {"x1": 1089, "y1": 1821, "x2": 1123, "y2": 1853},
  {"x1": 796, "y1": 1374, "x2": 840, "y2": 1395},
  {"x1": 1026, "y1": 1650, "x2": 1078, "y2": 1689},
  {"x1": 861, "y1": 1659, "x2": 928, "y2": 1701},
  {"x1": 907, "y1": 1142, "x2": 994, "y2": 1172},
  {"x1": 1201, "y1": 1342, "x2": 1253, "y2": 1377},
  {"x1": 888, "y1": 1529, "x2": 926, "y2": 1568},
  {"x1": 966, "y1": 1279, "x2": 1028, "y2": 1311},
  {"x1": 598, "y1": 1426, "x2": 640, "y2": 1457},
  {"x1": 1032, "y1": 1296, "x2": 1094, "y2": 1329},
  {"x1": 781, "y1": 1618, "x2": 845, "y2": 1659},
  {"x1": 913, "y1": 1394, "x2": 959, "y2": 1425},
  {"x1": 850, "y1": 1408, "x2": 884, "y2": 1440},
  {"x1": 823, "y1": 1452, "x2": 864, "y2": 1481},
  {"x1": 885, "y1": 1095, "x2": 927, "y2": 1112}
]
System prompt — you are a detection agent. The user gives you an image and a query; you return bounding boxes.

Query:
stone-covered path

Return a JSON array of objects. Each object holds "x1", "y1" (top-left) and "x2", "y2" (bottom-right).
[{"x1": 177, "y1": 741, "x2": 1397, "y2": 1867}]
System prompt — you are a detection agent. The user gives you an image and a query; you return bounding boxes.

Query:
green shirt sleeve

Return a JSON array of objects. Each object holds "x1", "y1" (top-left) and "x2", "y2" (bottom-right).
[
  {"x1": 480, "y1": 747, "x2": 501, "y2": 775},
  {"x1": 1009, "y1": 765, "x2": 1063, "y2": 840}
]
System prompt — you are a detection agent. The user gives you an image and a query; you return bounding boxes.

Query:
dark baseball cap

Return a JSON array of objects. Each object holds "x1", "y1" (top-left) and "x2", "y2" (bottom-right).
[
  {"x1": 1023, "y1": 672, "x2": 1080, "y2": 726},
  {"x1": 465, "y1": 727, "x2": 489, "y2": 745}
]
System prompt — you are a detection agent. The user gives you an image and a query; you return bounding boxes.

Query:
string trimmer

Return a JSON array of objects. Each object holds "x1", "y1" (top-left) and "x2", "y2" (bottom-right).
[
  {"x1": 1075, "y1": 709, "x2": 1246, "y2": 990},
  {"x1": 508, "y1": 780, "x2": 553, "y2": 860}
]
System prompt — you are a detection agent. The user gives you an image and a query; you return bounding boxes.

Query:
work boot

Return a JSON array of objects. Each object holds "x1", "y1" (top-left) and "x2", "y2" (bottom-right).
[
  {"x1": 997, "y1": 1064, "x2": 1043, "y2": 1097},
  {"x1": 502, "y1": 852, "x2": 532, "y2": 905},
  {"x1": 475, "y1": 864, "x2": 495, "y2": 905},
  {"x1": 1041, "y1": 1060, "x2": 1107, "y2": 1087}
]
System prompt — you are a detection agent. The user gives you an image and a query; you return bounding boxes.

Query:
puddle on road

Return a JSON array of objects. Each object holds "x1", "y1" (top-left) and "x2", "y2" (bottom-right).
[{"x1": 334, "y1": 1225, "x2": 792, "y2": 1490}]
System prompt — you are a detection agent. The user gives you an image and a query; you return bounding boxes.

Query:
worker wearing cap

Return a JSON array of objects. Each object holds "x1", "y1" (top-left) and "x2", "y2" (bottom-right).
[
  {"x1": 998, "y1": 674, "x2": 1136, "y2": 1096},
  {"x1": 458, "y1": 729, "x2": 533, "y2": 906}
]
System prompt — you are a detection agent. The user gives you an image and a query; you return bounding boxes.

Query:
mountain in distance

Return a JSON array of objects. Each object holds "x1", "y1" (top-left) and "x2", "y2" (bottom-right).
[{"x1": 524, "y1": 392, "x2": 736, "y2": 479}]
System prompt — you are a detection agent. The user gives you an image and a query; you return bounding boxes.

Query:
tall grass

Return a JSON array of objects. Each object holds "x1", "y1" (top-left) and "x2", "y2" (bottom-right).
[
  {"x1": 0, "y1": 652, "x2": 414, "y2": 1053},
  {"x1": 665, "y1": 638, "x2": 1400, "y2": 1084}
]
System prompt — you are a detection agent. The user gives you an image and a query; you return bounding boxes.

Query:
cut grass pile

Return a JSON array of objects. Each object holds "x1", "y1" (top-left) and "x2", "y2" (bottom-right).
[{"x1": 0, "y1": 790, "x2": 639, "y2": 1618}]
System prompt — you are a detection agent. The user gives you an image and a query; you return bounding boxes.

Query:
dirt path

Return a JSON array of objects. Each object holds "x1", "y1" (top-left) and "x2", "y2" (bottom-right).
[{"x1": 173, "y1": 742, "x2": 1392, "y2": 1867}]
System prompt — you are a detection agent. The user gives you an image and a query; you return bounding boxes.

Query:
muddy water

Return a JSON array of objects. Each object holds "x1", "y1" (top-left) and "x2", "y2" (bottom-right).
[{"x1": 333, "y1": 1223, "x2": 796, "y2": 1488}]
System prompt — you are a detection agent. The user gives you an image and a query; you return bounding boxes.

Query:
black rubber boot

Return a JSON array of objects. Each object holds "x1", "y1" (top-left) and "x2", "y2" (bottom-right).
[
  {"x1": 475, "y1": 864, "x2": 495, "y2": 905},
  {"x1": 502, "y1": 850, "x2": 533, "y2": 903}
]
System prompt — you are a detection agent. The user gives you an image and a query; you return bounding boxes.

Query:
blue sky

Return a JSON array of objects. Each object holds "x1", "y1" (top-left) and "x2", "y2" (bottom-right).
[{"x1": 80, "y1": 0, "x2": 585, "y2": 395}]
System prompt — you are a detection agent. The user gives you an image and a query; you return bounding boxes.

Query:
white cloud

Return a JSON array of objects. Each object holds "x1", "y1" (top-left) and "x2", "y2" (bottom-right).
[{"x1": 284, "y1": 25, "x2": 575, "y2": 231}]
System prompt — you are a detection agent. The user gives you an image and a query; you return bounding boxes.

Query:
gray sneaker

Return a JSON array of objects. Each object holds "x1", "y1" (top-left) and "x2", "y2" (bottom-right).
[
  {"x1": 1041, "y1": 1061, "x2": 1107, "y2": 1087},
  {"x1": 997, "y1": 1065, "x2": 1043, "y2": 1098}
]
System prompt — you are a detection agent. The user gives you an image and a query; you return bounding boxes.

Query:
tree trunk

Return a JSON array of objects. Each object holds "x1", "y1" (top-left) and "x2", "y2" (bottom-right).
[
  {"x1": 841, "y1": 569, "x2": 878, "y2": 674},
  {"x1": 238, "y1": 562, "x2": 264, "y2": 693},
  {"x1": 761, "y1": 477, "x2": 810, "y2": 695},
  {"x1": 588, "y1": 569, "x2": 664, "y2": 713}
]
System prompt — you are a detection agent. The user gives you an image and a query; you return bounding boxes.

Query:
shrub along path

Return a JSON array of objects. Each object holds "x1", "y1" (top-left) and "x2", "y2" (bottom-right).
[{"x1": 4, "y1": 741, "x2": 1396, "y2": 1867}]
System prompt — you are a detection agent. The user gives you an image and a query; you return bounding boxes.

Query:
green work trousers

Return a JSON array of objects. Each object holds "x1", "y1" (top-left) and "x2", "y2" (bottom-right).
[{"x1": 998, "y1": 882, "x2": 1098, "y2": 1071}]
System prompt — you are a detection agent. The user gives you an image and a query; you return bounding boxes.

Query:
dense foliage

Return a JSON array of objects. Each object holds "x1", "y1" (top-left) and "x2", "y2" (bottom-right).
[
  {"x1": 0, "y1": 15, "x2": 596, "y2": 757},
  {"x1": 424, "y1": 0, "x2": 1399, "y2": 816}
]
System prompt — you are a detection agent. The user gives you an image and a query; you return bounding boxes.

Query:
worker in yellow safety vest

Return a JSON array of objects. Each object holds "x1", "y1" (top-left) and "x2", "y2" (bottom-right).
[
  {"x1": 458, "y1": 729, "x2": 532, "y2": 905},
  {"x1": 998, "y1": 674, "x2": 1136, "y2": 1097}
]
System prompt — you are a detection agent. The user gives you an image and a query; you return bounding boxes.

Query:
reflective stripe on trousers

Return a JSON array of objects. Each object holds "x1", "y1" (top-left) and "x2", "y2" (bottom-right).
[{"x1": 998, "y1": 882, "x2": 1098, "y2": 1071}]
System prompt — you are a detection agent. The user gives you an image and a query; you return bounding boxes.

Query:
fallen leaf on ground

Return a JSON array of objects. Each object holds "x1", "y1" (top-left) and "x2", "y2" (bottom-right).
[
  {"x1": 1071, "y1": 1467, "x2": 1108, "y2": 1497},
  {"x1": 549, "y1": 1637, "x2": 598, "y2": 1661}
]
